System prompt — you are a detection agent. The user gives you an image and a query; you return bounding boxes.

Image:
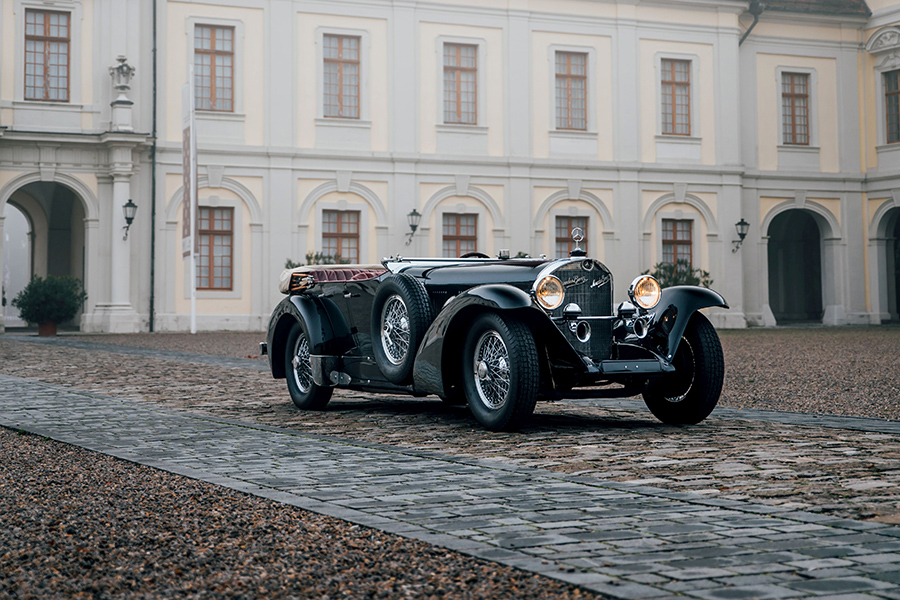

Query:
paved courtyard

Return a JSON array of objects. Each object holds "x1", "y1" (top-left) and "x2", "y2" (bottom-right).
[{"x1": 1, "y1": 328, "x2": 900, "y2": 598}]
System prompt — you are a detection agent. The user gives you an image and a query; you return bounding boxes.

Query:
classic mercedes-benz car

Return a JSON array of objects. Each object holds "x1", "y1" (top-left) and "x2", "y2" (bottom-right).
[{"x1": 261, "y1": 233, "x2": 727, "y2": 431}]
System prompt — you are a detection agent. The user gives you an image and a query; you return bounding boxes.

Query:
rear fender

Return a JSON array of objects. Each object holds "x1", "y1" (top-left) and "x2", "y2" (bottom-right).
[
  {"x1": 266, "y1": 294, "x2": 353, "y2": 378},
  {"x1": 412, "y1": 284, "x2": 535, "y2": 396},
  {"x1": 649, "y1": 286, "x2": 728, "y2": 361}
]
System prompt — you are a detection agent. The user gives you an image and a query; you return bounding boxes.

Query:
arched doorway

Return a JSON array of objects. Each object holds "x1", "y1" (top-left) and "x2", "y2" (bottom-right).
[
  {"x1": 3, "y1": 182, "x2": 86, "y2": 328},
  {"x1": 767, "y1": 210, "x2": 823, "y2": 323},
  {"x1": 3, "y1": 203, "x2": 32, "y2": 327}
]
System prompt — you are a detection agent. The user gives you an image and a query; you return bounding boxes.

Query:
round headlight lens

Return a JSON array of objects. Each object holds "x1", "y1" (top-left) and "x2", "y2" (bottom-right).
[
  {"x1": 629, "y1": 276, "x2": 661, "y2": 310},
  {"x1": 535, "y1": 276, "x2": 565, "y2": 310}
]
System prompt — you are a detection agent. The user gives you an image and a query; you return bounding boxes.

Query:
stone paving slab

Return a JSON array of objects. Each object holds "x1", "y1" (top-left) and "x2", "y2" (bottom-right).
[{"x1": 2, "y1": 372, "x2": 900, "y2": 599}]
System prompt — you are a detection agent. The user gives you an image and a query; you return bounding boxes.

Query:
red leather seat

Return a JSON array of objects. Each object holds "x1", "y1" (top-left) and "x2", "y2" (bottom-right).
[{"x1": 311, "y1": 268, "x2": 387, "y2": 282}]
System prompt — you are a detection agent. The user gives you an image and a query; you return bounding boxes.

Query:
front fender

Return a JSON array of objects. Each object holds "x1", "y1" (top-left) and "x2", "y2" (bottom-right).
[
  {"x1": 412, "y1": 284, "x2": 535, "y2": 396},
  {"x1": 265, "y1": 294, "x2": 353, "y2": 378},
  {"x1": 649, "y1": 286, "x2": 728, "y2": 361}
]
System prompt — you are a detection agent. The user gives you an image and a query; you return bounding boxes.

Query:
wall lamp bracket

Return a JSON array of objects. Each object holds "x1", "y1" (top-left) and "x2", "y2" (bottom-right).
[
  {"x1": 405, "y1": 208, "x2": 421, "y2": 246},
  {"x1": 732, "y1": 217, "x2": 749, "y2": 253},
  {"x1": 122, "y1": 199, "x2": 138, "y2": 240}
]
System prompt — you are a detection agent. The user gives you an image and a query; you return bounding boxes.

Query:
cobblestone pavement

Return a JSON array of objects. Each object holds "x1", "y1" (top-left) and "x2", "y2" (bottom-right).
[
  {"x1": 1, "y1": 331, "x2": 900, "y2": 598},
  {"x1": 1, "y1": 332, "x2": 900, "y2": 524}
]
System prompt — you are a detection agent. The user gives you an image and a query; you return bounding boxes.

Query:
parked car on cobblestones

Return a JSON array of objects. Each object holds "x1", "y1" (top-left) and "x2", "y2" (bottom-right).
[{"x1": 262, "y1": 229, "x2": 728, "y2": 431}]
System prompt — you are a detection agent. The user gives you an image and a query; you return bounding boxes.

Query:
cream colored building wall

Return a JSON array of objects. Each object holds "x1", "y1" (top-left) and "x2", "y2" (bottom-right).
[
  {"x1": 530, "y1": 31, "x2": 613, "y2": 161},
  {"x1": 531, "y1": 186, "x2": 614, "y2": 261},
  {"x1": 0, "y1": 0, "x2": 13, "y2": 116},
  {"x1": 755, "y1": 54, "x2": 839, "y2": 172},
  {"x1": 418, "y1": 21, "x2": 504, "y2": 156},
  {"x1": 296, "y1": 179, "x2": 387, "y2": 264},
  {"x1": 417, "y1": 183, "x2": 503, "y2": 257},
  {"x1": 641, "y1": 191, "x2": 715, "y2": 270},
  {"x1": 165, "y1": 2, "x2": 265, "y2": 145},
  {"x1": 171, "y1": 184, "x2": 253, "y2": 315},
  {"x1": 296, "y1": 12, "x2": 389, "y2": 151},
  {"x1": 639, "y1": 39, "x2": 716, "y2": 165}
]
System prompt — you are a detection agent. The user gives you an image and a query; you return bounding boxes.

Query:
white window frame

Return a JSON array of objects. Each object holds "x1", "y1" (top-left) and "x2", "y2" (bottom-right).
[
  {"x1": 183, "y1": 195, "x2": 244, "y2": 299},
  {"x1": 314, "y1": 198, "x2": 370, "y2": 264},
  {"x1": 186, "y1": 16, "x2": 246, "y2": 120},
  {"x1": 316, "y1": 27, "x2": 370, "y2": 123},
  {"x1": 436, "y1": 203, "x2": 486, "y2": 258},
  {"x1": 654, "y1": 210, "x2": 700, "y2": 268},
  {"x1": 776, "y1": 66, "x2": 819, "y2": 149},
  {"x1": 14, "y1": 0, "x2": 83, "y2": 106},
  {"x1": 550, "y1": 208, "x2": 595, "y2": 258},
  {"x1": 549, "y1": 44, "x2": 597, "y2": 133},
  {"x1": 436, "y1": 36, "x2": 487, "y2": 128},
  {"x1": 877, "y1": 62, "x2": 900, "y2": 147},
  {"x1": 654, "y1": 52, "x2": 700, "y2": 139}
]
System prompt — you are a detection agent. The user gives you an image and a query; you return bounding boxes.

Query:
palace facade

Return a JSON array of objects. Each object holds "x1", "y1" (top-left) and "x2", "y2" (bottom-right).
[{"x1": 1, "y1": 0, "x2": 898, "y2": 332}]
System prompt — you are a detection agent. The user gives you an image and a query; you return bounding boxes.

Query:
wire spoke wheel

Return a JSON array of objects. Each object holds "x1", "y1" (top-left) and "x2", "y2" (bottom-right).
[
  {"x1": 291, "y1": 332, "x2": 314, "y2": 394},
  {"x1": 462, "y1": 313, "x2": 539, "y2": 431},
  {"x1": 473, "y1": 331, "x2": 511, "y2": 410},
  {"x1": 284, "y1": 321, "x2": 332, "y2": 410},
  {"x1": 380, "y1": 295, "x2": 410, "y2": 365}
]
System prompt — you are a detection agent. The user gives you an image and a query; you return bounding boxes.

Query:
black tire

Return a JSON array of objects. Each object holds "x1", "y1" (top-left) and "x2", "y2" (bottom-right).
[
  {"x1": 285, "y1": 320, "x2": 333, "y2": 410},
  {"x1": 371, "y1": 274, "x2": 434, "y2": 384},
  {"x1": 462, "y1": 313, "x2": 539, "y2": 431},
  {"x1": 642, "y1": 312, "x2": 724, "y2": 425}
]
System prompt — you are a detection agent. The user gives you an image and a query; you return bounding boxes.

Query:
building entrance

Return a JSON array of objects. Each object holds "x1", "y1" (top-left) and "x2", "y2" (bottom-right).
[{"x1": 767, "y1": 210, "x2": 823, "y2": 323}]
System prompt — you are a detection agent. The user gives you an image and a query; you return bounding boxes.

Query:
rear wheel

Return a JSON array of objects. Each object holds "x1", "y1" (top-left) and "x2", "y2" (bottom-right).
[
  {"x1": 642, "y1": 312, "x2": 723, "y2": 425},
  {"x1": 285, "y1": 321, "x2": 333, "y2": 410},
  {"x1": 462, "y1": 313, "x2": 539, "y2": 431}
]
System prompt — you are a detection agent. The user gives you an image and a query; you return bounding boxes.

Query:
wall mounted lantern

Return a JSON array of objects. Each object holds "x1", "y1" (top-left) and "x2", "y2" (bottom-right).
[
  {"x1": 122, "y1": 199, "x2": 138, "y2": 240},
  {"x1": 732, "y1": 218, "x2": 749, "y2": 252},
  {"x1": 405, "y1": 208, "x2": 421, "y2": 245}
]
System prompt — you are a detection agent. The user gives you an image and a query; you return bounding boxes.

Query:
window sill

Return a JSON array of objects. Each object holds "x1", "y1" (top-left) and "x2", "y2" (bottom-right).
[
  {"x1": 655, "y1": 134, "x2": 701, "y2": 144},
  {"x1": 12, "y1": 100, "x2": 82, "y2": 110},
  {"x1": 197, "y1": 110, "x2": 245, "y2": 122},
  {"x1": 316, "y1": 117, "x2": 371, "y2": 129},
  {"x1": 551, "y1": 129, "x2": 598, "y2": 139},
  {"x1": 778, "y1": 144, "x2": 820, "y2": 152},
  {"x1": 437, "y1": 123, "x2": 488, "y2": 134}
]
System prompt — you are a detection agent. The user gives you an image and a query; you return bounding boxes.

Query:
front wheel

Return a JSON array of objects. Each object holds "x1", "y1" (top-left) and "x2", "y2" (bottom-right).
[
  {"x1": 285, "y1": 321, "x2": 333, "y2": 410},
  {"x1": 642, "y1": 312, "x2": 724, "y2": 425},
  {"x1": 462, "y1": 313, "x2": 539, "y2": 431}
]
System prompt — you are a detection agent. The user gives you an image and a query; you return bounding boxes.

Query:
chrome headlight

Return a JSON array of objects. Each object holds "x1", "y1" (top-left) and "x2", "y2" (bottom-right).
[
  {"x1": 629, "y1": 276, "x2": 661, "y2": 310},
  {"x1": 534, "y1": 275, "x2": 565, "y2": 310}
]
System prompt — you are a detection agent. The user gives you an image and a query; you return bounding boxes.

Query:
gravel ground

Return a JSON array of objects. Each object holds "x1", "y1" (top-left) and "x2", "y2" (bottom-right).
[
  {"x1": 2, "y1": 325, "x2": 900, "y2": 598},
  {"x1": 0, "y1": 427, "x2": 597, "y2": 600}
]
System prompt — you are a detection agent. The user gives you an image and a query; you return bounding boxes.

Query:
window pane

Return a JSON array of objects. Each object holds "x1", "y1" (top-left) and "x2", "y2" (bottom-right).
[
  {"x1": 443, "y1": 43, "x2": 477, "y2": 125},
  {"x1": 194, "y1": 25, "x2": 234, "y2": 112},
  {"x1": 196, "y1": 207, "x2": 233, "y2": 289},
  {"x1": 887, "y1": 71, "x2": 900, "y2": 144},
  {"x1": 322, "y1": 210, "x2": 360, "y2": 263},
  {"x1": 555, "y1": 52, "x2": 587, "y2": 130},
  {"x1": 324, "y1": 35, "x2": 360, "y2": 119}
]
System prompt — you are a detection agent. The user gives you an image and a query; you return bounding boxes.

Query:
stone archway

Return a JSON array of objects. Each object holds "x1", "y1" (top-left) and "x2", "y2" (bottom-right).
[
  {"x1": 767, "y1": 210, "x2": 823, "y2": 323},
  {"x1": 1, "y1": 181, "x2": 87, "y2": 330}
]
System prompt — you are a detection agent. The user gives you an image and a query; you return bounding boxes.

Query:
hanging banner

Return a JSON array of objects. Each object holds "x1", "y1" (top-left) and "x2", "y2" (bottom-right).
[{"x1": 181, "y1": 82, "x2": 198, "y2": 258}]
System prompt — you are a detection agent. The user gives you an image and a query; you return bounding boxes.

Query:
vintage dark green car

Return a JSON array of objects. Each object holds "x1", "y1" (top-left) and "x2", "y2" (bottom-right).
[{"x1": 262, "y1": 233, "x2": 727, "y2": 431}]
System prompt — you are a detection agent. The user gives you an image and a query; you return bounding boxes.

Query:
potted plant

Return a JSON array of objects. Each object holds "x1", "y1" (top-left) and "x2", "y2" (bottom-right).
[{"x1": 11, "y1": 275, "x2": 88, "y2": 336}]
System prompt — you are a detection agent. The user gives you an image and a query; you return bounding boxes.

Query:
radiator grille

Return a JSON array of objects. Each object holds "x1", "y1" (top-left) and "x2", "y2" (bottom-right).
[{"x1": 548, "y1": 259, "x2": 613, "y2": 360}]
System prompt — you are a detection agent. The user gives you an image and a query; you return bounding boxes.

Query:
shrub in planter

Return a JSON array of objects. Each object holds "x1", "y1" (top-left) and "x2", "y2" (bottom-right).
[
  {"x1": 11, "y1": 276, "x2": 87, "y2": 336},
  {"x1": 643, "y1": 259, "x2": 713, "y2": 288}
]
